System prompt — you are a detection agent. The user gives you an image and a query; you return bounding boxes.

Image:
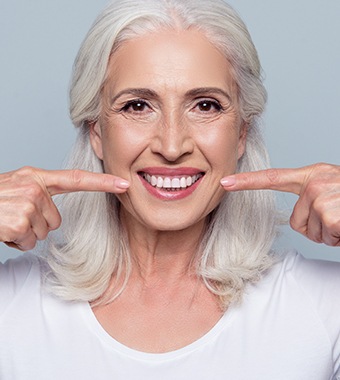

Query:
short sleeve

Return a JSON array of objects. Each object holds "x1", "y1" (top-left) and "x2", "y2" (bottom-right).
[
  {"x1": 289, "y1": 253, "x2": 340, "y2": 375},
  {"x1": 0, "y1": 253, "x2": 40, "y2": 316}
]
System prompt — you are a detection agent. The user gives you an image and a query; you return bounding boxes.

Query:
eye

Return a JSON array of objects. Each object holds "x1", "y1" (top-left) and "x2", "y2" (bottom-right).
[
  {"x1": 195, "y1": 100, "x2": 222, "y2": 113},
  {"x1": 121, "y1": 99, "x2": 150, "y2": 113}
]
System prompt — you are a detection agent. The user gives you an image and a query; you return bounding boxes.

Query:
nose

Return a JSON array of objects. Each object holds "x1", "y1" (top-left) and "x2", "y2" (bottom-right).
[{"x1": 150, "y1": 112, "x2": 194, "y2": 162}]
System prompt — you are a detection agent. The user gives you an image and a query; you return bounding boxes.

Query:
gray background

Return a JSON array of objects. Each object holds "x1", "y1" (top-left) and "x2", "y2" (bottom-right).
[{"x1": 0, "y1": 0, "x2": 339, "y2": 262}]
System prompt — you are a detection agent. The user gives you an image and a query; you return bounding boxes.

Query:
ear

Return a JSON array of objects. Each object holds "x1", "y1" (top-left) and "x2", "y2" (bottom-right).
[
  {"x1": 89, "y1": 121, "x2": 104, "y2": 160},
  {"x1": 237, "y1": 122, "x2": 247, "y2": 159}
]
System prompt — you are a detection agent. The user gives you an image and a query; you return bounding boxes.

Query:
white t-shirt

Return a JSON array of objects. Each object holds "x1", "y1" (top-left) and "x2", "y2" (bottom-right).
[{"x1": 0, "y1": 251, "x2": 340, "y2": 380}]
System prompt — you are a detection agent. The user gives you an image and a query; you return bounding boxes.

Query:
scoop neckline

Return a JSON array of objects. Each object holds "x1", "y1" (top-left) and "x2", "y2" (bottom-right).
[{"x1": 80, "y1": 301, "x2": 237, "y2": 361}]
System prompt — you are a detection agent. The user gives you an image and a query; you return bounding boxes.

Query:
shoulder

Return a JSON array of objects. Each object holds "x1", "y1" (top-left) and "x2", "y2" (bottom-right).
[
  {"x1": 278, "y1": 250, "x2": 340, "y2": 298},
  {"x1": 0, "y1": 253, "x2": 41, "y2": 280},
  {"x1": 0, "y1": 253, "x2": 42, "y2": 315},
  {"x1": 273, "y1": 250, "x2": 340, "y2": 345},
  {"x1": 253, "y1": 249, "x2": 340, "y2": 313}
]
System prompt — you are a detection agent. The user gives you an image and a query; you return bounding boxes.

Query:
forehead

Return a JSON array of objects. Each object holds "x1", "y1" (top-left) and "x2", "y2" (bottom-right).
[{"x1": 105, "y1": 28, "x2": 236, "y2": 94}]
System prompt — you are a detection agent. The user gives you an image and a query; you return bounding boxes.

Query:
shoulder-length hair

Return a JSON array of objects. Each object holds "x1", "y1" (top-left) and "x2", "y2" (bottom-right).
[{"x1": 44, "y1": 0, "x2": 277, "y2": 309}]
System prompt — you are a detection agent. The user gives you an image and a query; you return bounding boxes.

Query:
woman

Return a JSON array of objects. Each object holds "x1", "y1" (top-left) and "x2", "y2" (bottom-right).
[{"x1": 0, "y1": 0, "x2": 339, "y2": 378}]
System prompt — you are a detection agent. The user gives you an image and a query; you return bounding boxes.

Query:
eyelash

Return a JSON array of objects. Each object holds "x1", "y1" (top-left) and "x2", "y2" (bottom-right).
[
  {"x1": 194, "y1": 99, "x2": 223, "y2": 113},
  {"x1": 120, "y1": 99, "x2": 151, "y2": 113},
  {"x1": 119, "y1": 98, "x2": 224, "y2": 114}
]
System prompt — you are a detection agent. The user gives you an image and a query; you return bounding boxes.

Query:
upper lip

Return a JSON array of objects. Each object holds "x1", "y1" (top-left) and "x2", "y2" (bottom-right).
[{"x1": 138, "y1": 167, "x2": 204, "y2": 176}]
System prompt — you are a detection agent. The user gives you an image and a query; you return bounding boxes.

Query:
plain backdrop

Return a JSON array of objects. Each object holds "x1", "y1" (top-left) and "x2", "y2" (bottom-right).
[{"x1": 0, "y1": 0, "x2": 339, "y2": 262}]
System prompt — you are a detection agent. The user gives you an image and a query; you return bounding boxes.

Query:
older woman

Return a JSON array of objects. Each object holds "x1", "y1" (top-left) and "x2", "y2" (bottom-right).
[{"x1": 0, "y1": 0, "x2": 339, "y2": 378}]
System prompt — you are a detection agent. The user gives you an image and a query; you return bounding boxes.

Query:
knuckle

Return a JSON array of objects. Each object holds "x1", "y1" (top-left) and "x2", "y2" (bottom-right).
[
  {"x1": 289, "y1": 216, "x2": 297, "y2": 230},
  {"x1": 55, "y1": 214, "x2": 62, "y2": 229},
  {"x1": 71, "y1": 170, "x2": 84, "y2": 186},
  {"x1": 323, "y1": 215, "x2": 340, "y2": 233},
  {"x1": 21, "y1": 239, "x2": 37, "y2": 251},
  {"x1": 13, "y1": 166, "x2": 37, "y2": 183},
  {"x1": 306, "y1": 163, "x2": 340, "y2": 188},
  {"x1": 312, "y1": 197, "x2": 327, "y2": 214},
  {"x1": 37, "y1": 229, "x2": 49, "y2": 241},
  {"x1": 321, "y1": 231, "x2": 339, "y2": 246},
  {"x1": 289, "y1": 215, "x2": 303, "y2": 233},
  {"x1": 265, "y1": 169, "x2": 280, "y2": 187},
  {"x1": 10, "y1": 217, "x2": 31, "y2": 238},
  {"x1": 307, "y1": 228, "x2": 322, "y2": 244},
  {"x1": 24, "y1": 183, "x2": 45, "y2": 201},
  {"x1": 16, "y1": 166, "x2": 35, "y2": 176},
  {"x1": 310, "y1": 236, "x2": 322, "y2": 244},
  {"x1": 11, "y1": 167, "x2": 46, "y2": 201},
  {"x1": 312, "y1": 162, "x2": 334, "y2": 173},
  {"x1": 49, "y1": 213, "x2": 62, "y2": 231},
  {"x1": 21, "y1": 201, "x2": 36, "y2": 217},
  {"x1": 323, "y1": 238, "x2": 338, "y2": 247},
  {"x1": 303, "y1": 180, "x2": 324, "y2": 201}
]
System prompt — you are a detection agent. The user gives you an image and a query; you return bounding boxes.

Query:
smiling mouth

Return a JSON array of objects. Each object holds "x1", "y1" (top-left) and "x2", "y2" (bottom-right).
[{"x1": 139, "y1": 172, "x2": 204, "y2": 191}]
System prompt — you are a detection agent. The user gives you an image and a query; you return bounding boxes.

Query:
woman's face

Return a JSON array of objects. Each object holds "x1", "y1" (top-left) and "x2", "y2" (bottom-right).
[{"x1": 90, "y1": 29, "x2": 246, "y2": 232}]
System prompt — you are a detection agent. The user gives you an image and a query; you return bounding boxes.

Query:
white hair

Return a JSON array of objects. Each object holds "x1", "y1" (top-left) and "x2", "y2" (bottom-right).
[{"x1": 44, "y1": 0, "x2": 278, "y2": 309}]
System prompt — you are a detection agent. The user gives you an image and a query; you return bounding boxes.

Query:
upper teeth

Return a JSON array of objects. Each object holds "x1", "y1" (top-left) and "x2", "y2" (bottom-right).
[{"x1": 142, "y1": 173, "x2": 202, "y2": 189}]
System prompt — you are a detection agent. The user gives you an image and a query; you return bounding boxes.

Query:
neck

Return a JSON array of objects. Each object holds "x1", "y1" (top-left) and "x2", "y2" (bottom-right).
[{"x1": 120, "y1": 209, "x2": 208, "y2": 283}]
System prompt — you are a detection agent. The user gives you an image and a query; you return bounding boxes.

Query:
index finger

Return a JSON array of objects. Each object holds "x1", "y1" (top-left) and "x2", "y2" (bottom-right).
[
  {"x1": 220, "y1": 168, "x2": 308, "y2": 195},
  {"x1": 35, "y1": 169, "x2": 130, "y2": 196}
]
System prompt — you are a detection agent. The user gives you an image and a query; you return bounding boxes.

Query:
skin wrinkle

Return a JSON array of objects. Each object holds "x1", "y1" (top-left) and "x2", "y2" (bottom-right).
[
  {"x1": 109, "y1": 88, "x2": 235, "y2": 131},
  {"x1": 90, "y1": 29, "x2": 246, "y2": 281},
  {"x1": 110, "y1": 87, "x2": 233, "y2": 107}
]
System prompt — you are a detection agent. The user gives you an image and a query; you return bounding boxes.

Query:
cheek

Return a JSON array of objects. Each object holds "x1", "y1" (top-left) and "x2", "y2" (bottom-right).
[
  {"x1": 197, "y1": 127, "x2": 242, "y2": 171},
  {"x1": 100, "y1": 125, "x2": 150, "y2": 173}
]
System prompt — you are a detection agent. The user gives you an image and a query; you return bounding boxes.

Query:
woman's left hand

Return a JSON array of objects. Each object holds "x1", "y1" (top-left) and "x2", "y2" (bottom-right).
[{"x1": 221, "y1": 163, "x2": 340, "y2": 246}]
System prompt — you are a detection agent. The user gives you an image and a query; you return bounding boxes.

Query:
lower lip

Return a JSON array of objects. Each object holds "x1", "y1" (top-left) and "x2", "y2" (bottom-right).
[{"x1": 139, "y1": 175, "x2": 203, "y2": 200}]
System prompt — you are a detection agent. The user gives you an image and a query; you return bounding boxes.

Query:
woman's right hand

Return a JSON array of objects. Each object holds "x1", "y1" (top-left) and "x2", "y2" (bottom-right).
[{"x1": 0, "y1": 167, "x2": 130, "y2": 251}]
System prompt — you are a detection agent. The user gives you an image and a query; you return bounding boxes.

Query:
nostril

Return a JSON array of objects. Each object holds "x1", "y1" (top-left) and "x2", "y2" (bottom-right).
[{"x1": 149, "y1": 130, "x2": 194, "y2": 162}]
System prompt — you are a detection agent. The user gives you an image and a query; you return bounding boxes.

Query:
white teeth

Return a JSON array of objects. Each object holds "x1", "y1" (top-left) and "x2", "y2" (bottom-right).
[
  {"x1": 142, "y1": 173, "x2": 203, "y2": 190},
  {"x1": 180, "y1": 177, "x2": 187, "y2": 188},
  {"x1": 171, "y1": 178, "x2": 181, "y2": 188},
  {"x1": 163, "y1": 178, "x2": 171, "y2": 188}
]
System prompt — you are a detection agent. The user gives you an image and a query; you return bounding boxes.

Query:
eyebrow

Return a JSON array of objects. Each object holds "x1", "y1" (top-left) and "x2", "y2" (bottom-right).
[
  {"x1": 110, "y1": 87, "x2": 231, "y2": 104},
  {"x1": 111, "y1": 88, "x2": 158, "y2": 105},
  {"x1": 185, "y1": 87, "x2": 231, "y2": 101}
]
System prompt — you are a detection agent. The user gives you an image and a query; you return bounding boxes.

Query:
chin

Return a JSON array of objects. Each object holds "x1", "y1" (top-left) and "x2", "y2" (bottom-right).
[{"x1": 138, "y1": 211, "x2": 208, "y2": 233}]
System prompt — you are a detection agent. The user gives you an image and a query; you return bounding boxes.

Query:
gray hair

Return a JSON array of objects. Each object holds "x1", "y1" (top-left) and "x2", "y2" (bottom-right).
[{"x1": 44, "y1": 0, "x2": 277, "y2": 309}]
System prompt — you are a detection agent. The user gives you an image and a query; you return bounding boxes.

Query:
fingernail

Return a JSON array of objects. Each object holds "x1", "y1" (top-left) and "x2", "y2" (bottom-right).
[
  {"x1": 116, "y1": 179, "x2": 130, "y2": 189},
  {"x1": 220, "y1": 176, "x2": 236, "y2": 187}
]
